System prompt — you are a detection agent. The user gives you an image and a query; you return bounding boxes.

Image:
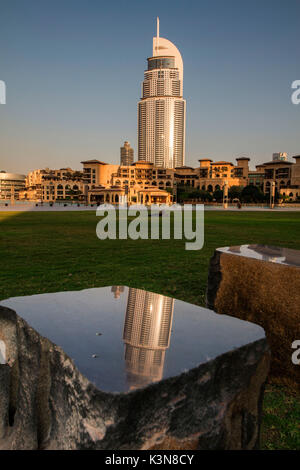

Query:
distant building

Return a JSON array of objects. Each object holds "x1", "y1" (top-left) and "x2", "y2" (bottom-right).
[
  {"x1": 120, "y1": 141, "x2": 134, "y2": 166},
  {"x1": 81, "y1": 159, "x2": 173, "y2": 205},
  {"x1": 19, "y1": 167, "x2": 84, "y2": 202},
  {"x1": 17, "y1": 152, "x2": 300, "y2": 204},
  {"x1": 194, "y1": 157, "x2": 250, "y2": 192},
  {"x1": 0, "y1": 171, "x2": 25, "y2": 200},
  {"x1": 273, "y1": 152, "x2": 288, "y2": 162}
]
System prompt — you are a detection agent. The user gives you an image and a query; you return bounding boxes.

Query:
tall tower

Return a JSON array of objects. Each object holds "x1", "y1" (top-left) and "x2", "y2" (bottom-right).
[
  {"x1": 138, "y1": 18, "x2": 186, "y2": 168},
  {"x1": 120, "y1": 141, "x2": 134, "y2": 166}
]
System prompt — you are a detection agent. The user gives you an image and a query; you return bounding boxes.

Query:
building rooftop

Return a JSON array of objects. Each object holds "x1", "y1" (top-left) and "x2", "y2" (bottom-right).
[
  {"x1": 175, "y1": 166, "x2": 195, "y2": 170},
  {"x1": 213, "y1": 161, "x2": 234, "y2": 166},
  {"x1": 80, "y1": 159, "x2": 107, "y2": 165},
  {"x1": 262, "y1": 161, "x2": 293, "y2": 166},
  {"x1": 131, "y1": 161, "x2": 154, "y2": 166}
]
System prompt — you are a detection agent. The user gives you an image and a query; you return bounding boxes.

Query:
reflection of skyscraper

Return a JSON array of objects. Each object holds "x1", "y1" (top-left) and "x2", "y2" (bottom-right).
[
  {"x1": 111, "y1": 286, "x2": 125, "y2": 299},
  {"x1": 138, "y1": 18, "x2": 186, "y2": 168},
  {"x1": 123, "y1": 288, "x2": 174, "y2": 390}
]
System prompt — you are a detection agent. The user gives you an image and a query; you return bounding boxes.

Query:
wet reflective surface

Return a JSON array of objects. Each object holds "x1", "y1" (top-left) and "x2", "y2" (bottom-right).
[
  {"x1": 218, "y1": 244, "x2": 300, "y2": 267},
  {"x1": 0, "y1": 287, "x2": 265, "y2": 393},
  {"x1": 0, "y1": 340, "x2": 6, "y2": 364}
]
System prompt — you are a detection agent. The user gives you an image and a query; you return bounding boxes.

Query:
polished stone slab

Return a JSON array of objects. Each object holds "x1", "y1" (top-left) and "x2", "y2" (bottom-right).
[
  {"x1": 0, "y1": 287, "x2": 270, "y2": 450},
  {"x1": 0, "y1": 286, "x2": 265, "y2": 393},
  {"x1": 217, "y1": 244, "x2": 300, "y2": 267}
]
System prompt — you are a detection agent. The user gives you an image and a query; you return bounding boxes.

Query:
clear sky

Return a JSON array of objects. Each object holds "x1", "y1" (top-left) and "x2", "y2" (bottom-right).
[{"x1": 0, "y1": 0, "x2": 299, "y2": 174}]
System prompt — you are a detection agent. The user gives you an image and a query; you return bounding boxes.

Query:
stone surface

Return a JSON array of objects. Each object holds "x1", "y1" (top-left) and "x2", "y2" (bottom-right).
[
  {"x1": 206, "y1": 244, "x2": 300, "y2": 392},
  {"x1": 0, "y1": 286, "x2": 267, "y2": 394},
  {"x1": 0, "y1": 298, "x2": 270, "y2": 450}
]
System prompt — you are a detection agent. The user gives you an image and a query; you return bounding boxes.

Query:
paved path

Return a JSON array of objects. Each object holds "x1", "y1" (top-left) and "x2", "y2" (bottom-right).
[{"x1": 0, "y1": 203, "x2": 300, "y2": 212}]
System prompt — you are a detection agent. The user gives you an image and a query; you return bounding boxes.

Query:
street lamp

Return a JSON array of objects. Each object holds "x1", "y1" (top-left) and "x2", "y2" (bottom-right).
[
  {"x1": 223, "y1": 181, "x2": 228, "y2": 209},
  {"x1": 270, "y1": 181, "x2": 275, "y2": 209}
]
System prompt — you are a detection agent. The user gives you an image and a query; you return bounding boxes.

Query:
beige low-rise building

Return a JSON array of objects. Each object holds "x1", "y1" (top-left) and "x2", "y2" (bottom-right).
[
  {"x1": 18, "y1": 153, "x2": 300, "y2": 205},
  {"x1": 82, "y1": 159, "x2": 173, "y2": 205},
  {"x1": 81, "y1": 159, "x2": 174, "y2": 190},
  {"x1": 196, "y1": 157, "x2": 249, "y2": 192},
  {"x1": 20, "y1": 167, "x2": 85, "y2": 202},
  {"x1": 0, "y1": 171, "x2": 26, "y2": 200},
  {"x1": 87, "y1": 186, "x2": 171, "y2": 205}
]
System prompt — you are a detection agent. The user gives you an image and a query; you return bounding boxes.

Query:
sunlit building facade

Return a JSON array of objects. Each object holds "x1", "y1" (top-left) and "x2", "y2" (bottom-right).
[
  {"x1": 0, "y1": 171, "x2": 26, "y2": 200},
  {"x1": 138, "y1": 19, "x2": 186, "y2": 168},
  {"x1": 20, "y1": 167, "x2": 85, "y2": 202}
]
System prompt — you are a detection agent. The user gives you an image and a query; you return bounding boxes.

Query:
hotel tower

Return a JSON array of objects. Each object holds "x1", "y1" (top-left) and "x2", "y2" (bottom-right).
[{"x1": 138, "y1": 18, "x2": 186, "y2": 168}]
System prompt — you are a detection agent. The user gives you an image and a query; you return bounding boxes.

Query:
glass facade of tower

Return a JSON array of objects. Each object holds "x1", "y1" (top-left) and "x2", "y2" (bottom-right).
[{"x1": 147, "y1": 57, "x2": 175, "y2": 70}]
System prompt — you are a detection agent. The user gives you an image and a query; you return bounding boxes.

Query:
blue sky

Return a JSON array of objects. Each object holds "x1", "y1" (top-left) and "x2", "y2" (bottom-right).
[{"x1": 0, "y1": 0, "x2": 299, "y2": 174}]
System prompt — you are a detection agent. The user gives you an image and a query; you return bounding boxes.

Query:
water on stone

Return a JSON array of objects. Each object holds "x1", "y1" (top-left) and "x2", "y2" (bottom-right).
[
  {"x1": 218, "y1": 244, "x2": 300, "y2": 267},
  {"x1": 0, "y1": 286, "x2": 265, "y2": 393}
]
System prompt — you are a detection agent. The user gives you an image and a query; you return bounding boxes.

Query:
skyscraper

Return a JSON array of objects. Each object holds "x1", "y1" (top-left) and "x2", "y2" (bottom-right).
[
  {"x1": 120, "y1": 141, "x2": 134, "y2": 166},
  {"x1": 138, "y1": 18, "x2": 186, "y2": 168}
]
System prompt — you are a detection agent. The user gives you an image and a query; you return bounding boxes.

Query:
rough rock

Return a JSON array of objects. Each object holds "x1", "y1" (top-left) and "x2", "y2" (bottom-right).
[
  {"x1": 206, "y1": 246, "x2": 300, "y2": 392},
  {"x1": 0, "y1": 305, "x2": 270, "y2": 450}
]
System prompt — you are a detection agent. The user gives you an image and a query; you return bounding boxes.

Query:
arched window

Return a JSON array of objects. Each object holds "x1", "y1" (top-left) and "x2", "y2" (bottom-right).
[
  {"x1": 208, "y1": 185, "x2": 213, "y2": 192},
  {"x1": 202, "y1": 185, "x2": 206, "y2": 191},
  {"x1": 106, "y1": 194, "x2": 110, "y2": 202},
  {"x1": 115, "y1": 194, "x2": 119, "y2": 203}
]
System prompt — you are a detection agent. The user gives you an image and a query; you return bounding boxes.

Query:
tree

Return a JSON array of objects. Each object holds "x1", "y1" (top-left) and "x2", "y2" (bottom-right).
[
  {"x1": 213, "y1": 189, "x2": 223, "y2": 202},
  {"x1": 228, "y1": 185, "x2": 243, "y2": 201},
  {"x1": 241, "y1": 185, "x2": 265, "y2": 203}
]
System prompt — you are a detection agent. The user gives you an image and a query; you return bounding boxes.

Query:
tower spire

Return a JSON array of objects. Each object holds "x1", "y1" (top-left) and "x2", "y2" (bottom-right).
[{"x1": 156, "y1": 17, "x2": 159, "y2": 53}]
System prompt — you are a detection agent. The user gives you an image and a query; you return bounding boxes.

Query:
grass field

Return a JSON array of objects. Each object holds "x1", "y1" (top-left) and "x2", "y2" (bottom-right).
[{"x1": 0, "y1": 210, "x2": 299, "y2": 449}]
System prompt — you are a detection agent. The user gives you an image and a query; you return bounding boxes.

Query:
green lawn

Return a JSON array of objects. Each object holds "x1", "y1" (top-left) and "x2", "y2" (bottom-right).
[{"x1": 0, "y1": 210, "x2": 299, "y2": 449}]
